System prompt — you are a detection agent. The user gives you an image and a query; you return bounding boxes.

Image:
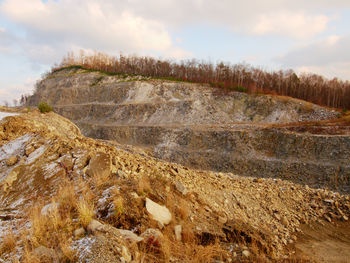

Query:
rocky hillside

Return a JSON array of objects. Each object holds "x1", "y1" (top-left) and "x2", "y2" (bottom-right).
[
  {"x1": 1, "y1": 110, "x2": 350, "y2": 262},
  {"x1": 28, "y1": 67, "x2": 350, "y2": 193}
]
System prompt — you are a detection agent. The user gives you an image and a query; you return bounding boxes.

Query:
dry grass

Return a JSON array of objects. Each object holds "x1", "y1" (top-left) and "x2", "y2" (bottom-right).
[
  {"x1": 137, "y1": 175, "x2": 151, "y2": 196},
  {"x1": 22, "y1": 250, "x2": 41, "y2": 263},
  {"x1": 60, "y1": 239, "x2": 76, "y2": 261},
  {"x1": 141, "y1": 236, "x2": 225, "y2": 263},
  {"x1": 113, "y1": 196, "x2": 124, "y2": 219},
  {"x1": 0, "y1": 229, "x2": 16, "y2": 255},
  {"x1": 77, "y1": 198, "x2": 94, "y2": 228},
  {"x1": 55, "y1": 179, "x2": 77, "y2": 213},
  {"x1": 92, "y1": 170, "x2": 111, "y2": 189},
  {"x1": 176, "y1": 199, "x2": 190, "y2": 220},
  {"x1": 24, "y1": 195, "x2": 76, "y2": 262},
  {"x1": 29, "y1": 204, "x2": 49, "y2": 248}
]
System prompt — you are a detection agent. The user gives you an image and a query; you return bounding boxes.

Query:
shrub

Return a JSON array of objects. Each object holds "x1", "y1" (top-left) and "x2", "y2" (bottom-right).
[
  {"x1": 235, "y1": 86, "x2": 248, "y2": 92},
  {"x1": 38, "y1": 102, "x2": 53, "y2": 113}
]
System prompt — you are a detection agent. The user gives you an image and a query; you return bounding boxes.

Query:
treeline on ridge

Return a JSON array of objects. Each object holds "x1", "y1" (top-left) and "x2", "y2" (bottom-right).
[{"x1": 52, "y1": 51, "x2": 350, "y2": 109}]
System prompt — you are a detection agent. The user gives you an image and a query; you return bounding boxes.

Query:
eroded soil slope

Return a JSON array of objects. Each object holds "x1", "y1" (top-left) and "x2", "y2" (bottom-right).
[{"x1": 0, "y1": 110, "x2": 350, "y2": 262}]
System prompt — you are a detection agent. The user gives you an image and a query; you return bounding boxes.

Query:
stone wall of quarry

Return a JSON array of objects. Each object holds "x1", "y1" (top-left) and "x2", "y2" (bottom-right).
[{"x1": 28, "y1": 67, "x2": 350, "y2": 192}]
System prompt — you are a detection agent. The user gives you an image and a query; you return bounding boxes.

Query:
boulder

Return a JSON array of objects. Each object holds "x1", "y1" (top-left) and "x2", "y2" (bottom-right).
[
  {"x1": 85, "y1": 152, "x2": 111, "y2": 179},
  {"x1": 145, "y1": 198, "x2": 172, "y2": 225},
  {"x1": 117, "y1": 229, "x2": 144, "y2": 244},
  {"x1": 242, "y1": 250, "x2": 250, "y2": 257},
  {"x1": 175, "y1": 180, "x2": 188, "y2": 195},
  {"x1": 87, "y1": 219, "x2": 103, "y2": 233},
  {"x1": 6, "y1": 156, "x2": 18, "y2": 166},
  {"x1": 74, "y1": 227, "x2": 86, "y2": 238}
]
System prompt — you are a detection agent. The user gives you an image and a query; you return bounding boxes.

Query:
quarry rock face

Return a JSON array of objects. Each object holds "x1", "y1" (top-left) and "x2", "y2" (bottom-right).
[{"x1": 28, "y1": 67, "x2": 350, "y2": 192}]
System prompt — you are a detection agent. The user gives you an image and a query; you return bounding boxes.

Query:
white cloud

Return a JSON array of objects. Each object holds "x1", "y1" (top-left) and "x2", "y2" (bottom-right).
[
  {"x1": 122, "y1": 0, "x2": 335, "y2": 38},
  {"x1": 277, "y1": 34, "x2": 350, "y2": 66},
  {"x1": 0, "y1": 0, "x2": 192, "y2": 64},
  {"x1": 0, "y1": 77, "x2": 37, "y2": 105},
  {"x1": 295, "y1": 63, "x2": 350, "y2": 81},
  {"x1": 276, "y1": 34, "x2": 350, "y2": 80},
  {"x1": 252, "y1": 12, "x2": 329, "y2": 39}
]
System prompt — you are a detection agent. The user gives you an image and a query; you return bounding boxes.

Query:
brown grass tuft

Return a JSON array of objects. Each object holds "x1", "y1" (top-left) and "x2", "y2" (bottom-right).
[
  {"x1": 56, "y1": 179, "x2": 77, "y2": 213},
  {"x1": 137, "y1": 175, "x2": 151, "y2": 196},
  {"x1": 77, "y1": 198, "x2": 94, "y2": 228},
  {"x1": 113, "y1": 196, "x2": 124, "y2": 219},
  {"x1": 0, "y1": 229, "x2": 16, "y2": 255}
]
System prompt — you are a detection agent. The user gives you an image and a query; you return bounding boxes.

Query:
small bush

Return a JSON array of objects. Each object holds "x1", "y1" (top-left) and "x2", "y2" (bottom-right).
[
  {"x1": 38, "y1": 102, "x2": 53, "y2": 113},
  {"x1": 235, "y1": 86, "x2": 248, "y2": 92}
]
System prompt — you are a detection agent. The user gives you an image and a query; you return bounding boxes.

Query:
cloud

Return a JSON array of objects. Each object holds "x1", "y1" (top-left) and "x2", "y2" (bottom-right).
[
  {"x1": 295, "y1": 63, "x2": 350, "y2": 81},
  {"x1": 0, "y1": 77, "x2": 37, "y2": 105},
  {"x1": 0, "y1": 0, "x2": 192, "y2": 65},
  {"x1": 124, "y1": 0, "x2": 335, "y2": 38},
  {"x1": 277, "y1": 35, "x2": 350, "y2": 66},
  {"x1": 251, "y1": 11, "x2": 329, "y2": 39},
  {"x1": 276, "y1": 34, "x2": 350, "y2": 80},
  {"x1": 0, "y1": 27, "x2": 17, "y2": 53}
]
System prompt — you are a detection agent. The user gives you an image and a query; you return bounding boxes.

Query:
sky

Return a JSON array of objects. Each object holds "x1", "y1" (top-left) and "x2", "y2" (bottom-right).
[{"x1": 0, "y1": 0, "x2": 350, "y2": 105}]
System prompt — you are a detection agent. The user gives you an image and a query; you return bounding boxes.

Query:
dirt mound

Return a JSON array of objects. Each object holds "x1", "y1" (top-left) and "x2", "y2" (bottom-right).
[{"x1": 0, "y1": 110, "x2": 350, "y2": 262}]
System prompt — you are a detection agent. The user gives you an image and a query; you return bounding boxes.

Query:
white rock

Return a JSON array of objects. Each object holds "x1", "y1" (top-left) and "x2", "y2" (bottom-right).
[
  {"x1": 242, "y1": 250, "x2": 250, "y2": 257},
  {"x1": 74, "y1": 228, "x2": 86, "y2": 237},
  {"x1": 117, "y1": 229, "x2": 144, "y2": 244},
  {"x1": 174, "y1": 225, "x2": 182, "y2": 241},
  {"x1": 175, "y1": 180, "x2": 188, "y2": 195},
  {"x1": 145, "y1": 198, "x2": 172, "y2": 225},
  {"x1": 87, "y1": 219, "x2": 103, "y2": 233}
]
